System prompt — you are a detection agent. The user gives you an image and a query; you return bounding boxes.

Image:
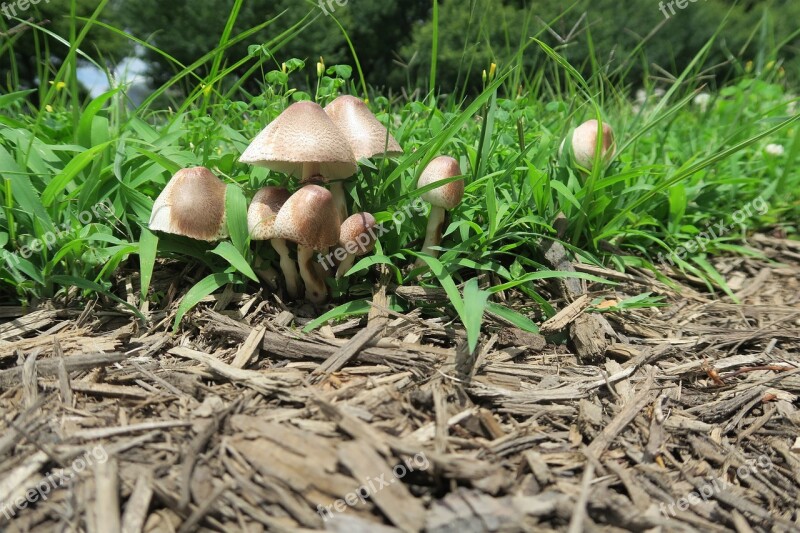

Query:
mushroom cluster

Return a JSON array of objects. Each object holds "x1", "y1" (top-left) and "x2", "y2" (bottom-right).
[{"x1": 148, "y1": 96, "x2": 468, "y2": 304}]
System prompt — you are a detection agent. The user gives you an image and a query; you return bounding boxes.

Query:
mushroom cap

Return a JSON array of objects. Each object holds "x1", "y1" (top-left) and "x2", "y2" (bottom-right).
[
  {"x1": 248, "y1": 186, "x2": 291, "y2": 240},
  {"x1": 239, "y1": 101, "x2": 358, "y2": 180},
  {"x1": 272, "y1": 184, "x2": 341, "y2": 250},
  {"x1": 149, "y1": 167, "x2": 229, "y2": 241},
  {"x1": 417, "y1": 156, "x2": 465, "y2": 210},
  {"x1": 324, "y1": 95, "x2": 403, "y2": 160},
  {"x1": 569, "y1": 119, "x2": 615, "y2": 168},
  {"x1": 339, "y1": 212, "x2": 378, "y2": 256}
]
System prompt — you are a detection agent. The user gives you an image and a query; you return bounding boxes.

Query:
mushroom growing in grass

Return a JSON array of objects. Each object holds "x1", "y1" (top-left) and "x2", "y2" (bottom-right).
[
  {"x1": 272, "y1": 185, "x2": 340, "y2": 304},
  {"x1": 238, "y1": 101, "x2": 357, "y2": 213},
  {"x1": 324, "y1": 96, "x2": 404, "y2": 221},
  {"x1": 415, "y1": 156, "x2": 465, "y2": 267},
  {"x1": 561, "y1": 119, "x2": 616, "y2": 170},
  {"x1": 248, "y1": 186, "x2": 301, "y2": 298},
  {"x1": 149, "y1": 167, "x2": 228, "y2": 241},
  {"x1": 336, "y1": 212, "x2": 378, "y2": 279}
]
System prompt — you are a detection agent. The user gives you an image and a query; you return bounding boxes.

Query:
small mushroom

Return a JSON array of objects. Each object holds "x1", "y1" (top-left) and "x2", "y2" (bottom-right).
[
  {"x1": 324, "y1": 96, "x2": 403, "y2": 221},
  {"x1": 239, "y1": 100, "x2": 357, "y2": 182},
  {"x1": 149, "y1": 167, "x2": 228, "y2": 241},
  {"x1": 415, "y1": 156, "x2": 464, "y2": 267},
  {"x1": 561, "y1": 119, "x2": 615, "y2": 170},
  {"x1": 272, "y1": 185, "x2": 340, "y2": 304},
  {"x1": 248, "y1": 186, "x2": 301, "y2": 298},
  {"x1": 336, "y1": 212, "x2": 378, "y2": 279}
]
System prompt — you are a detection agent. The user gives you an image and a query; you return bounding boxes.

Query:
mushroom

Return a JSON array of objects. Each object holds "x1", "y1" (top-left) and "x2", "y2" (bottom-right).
[
  {"x1": 272, "y1": 184, "x2": 340, "y2": 304},
  {"x1": 248, "y1": 186, "x2": 301, "y2": 298},
  {"x1": 324, "y1": 95, "x2": 403, "y2": 221},
  {"x1": 336, "y1": 212, "x2": 378, "y2": 279},
  {"x1": 239, "y1": 100, "x2": 357, "y2": 191},
  {"x1": 415, "y1": 156, "x2": 464, "y2": 267},
  {"x1": 561, "y1": 119, "x2": 616, "y2": 170},
  {"x1": 149, "y1": 167, "x2": 228, "y2": 241}
]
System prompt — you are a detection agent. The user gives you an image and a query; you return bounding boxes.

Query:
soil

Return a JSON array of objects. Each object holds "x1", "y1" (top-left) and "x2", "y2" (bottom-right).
[{"x1": 0, "y1": 233, "x2": 798, "y2": 532}]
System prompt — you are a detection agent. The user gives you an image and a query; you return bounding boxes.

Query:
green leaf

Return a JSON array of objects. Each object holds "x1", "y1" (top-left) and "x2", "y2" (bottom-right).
[
  {"x1": 173, "y1": 273, "x2": 236, "y2": 331},
  {"x1": 50, "y1": 276, "x2": 145, "y2": 321},
  {"x1": 225, "y1": 184, "x2": 249, "y2": 256},
  {"x1": 138, "y1": 227, "x2": 158, "y2": 298},
  {"x1": 462, "y1": 279, "x2": 489, "y2": 353},
  {"x1": 486, "y1": 302, "x2": 539, "y2": 334},
  {"x1": 411, "y1": 253, "x2": 464, "y2": 317},
  {"x1": 302, "y1": 299, "x2": 372, "y2": 333},
  {"x1": 41, "y1": 142, "x2": 113, "y2": 207},
  {"x1": 209, "y1": 241, "x2": 258, "y2": 283}
]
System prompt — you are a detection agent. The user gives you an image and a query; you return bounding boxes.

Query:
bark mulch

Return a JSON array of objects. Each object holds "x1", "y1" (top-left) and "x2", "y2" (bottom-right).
[{"x1": 0, "y1": 234, "x2": 798, "y2": 532}]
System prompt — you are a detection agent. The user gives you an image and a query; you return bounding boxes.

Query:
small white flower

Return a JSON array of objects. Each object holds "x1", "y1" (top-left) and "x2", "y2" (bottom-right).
[
  {"x1": 693, "y1": 93, "x2": 712, "y2": 112},
  {"x1": 635, "y1": 89, "x2": 647, "y2": 105},
  {"x1": 653, "y1": 88, "x2": 666, "y2": 98},
  {"x1": 765, "y1": 144, "x2": 785, "y2": 157}
]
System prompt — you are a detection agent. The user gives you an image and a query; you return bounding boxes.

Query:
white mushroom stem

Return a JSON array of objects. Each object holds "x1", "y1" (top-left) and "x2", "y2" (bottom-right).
[
  {"x1": 336, "y1": 251, "x2": 356, "y2": 279},
  {"x1": 298, "y1": 245, "x2": 328, "y2": 304},
  {"x1": 302, "y1": 163, "x2": 321, "y2": 181},
  {"x1": 253, "y1": 256, "x2": 279, "y2": 288},
  {"x1": 271, "y1": 238, "x2": 301, "y2": 299},
  {"x1": 329, "y1": 181, "x2": 348, "y2": 223},
  {"x1": 415, "y1": 206, "x2": 447, "y2": 268}
]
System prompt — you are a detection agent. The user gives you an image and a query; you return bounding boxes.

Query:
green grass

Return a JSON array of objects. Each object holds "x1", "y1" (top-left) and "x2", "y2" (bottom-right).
[{"x1": 0, "y1": 3, "x2": 798, "y2": 351}]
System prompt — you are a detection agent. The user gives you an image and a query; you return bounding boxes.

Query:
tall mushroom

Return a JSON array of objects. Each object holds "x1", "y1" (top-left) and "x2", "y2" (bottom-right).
[
  {"x1": 324, "y1": 95, "x2": 403, "y2": 221},
  {"x1": 272, "y1": 185, "x2": 340, "y2": 304},
  {"x1": 248, "y1": 186, "x2": 301, "y2": 298},
  {"x1": 336, "y1": 212, "x2": 378, "y2": 279},
  {"x1": 149, "y1": 167, "x2": 228, "y2": 241},
  {"x1": 415, "y1": 156, "x2": 464, "y2": 267},
  {"x1": 239, "y1": 99, "x2": 357, "y2": 187},
  {"x1": 561, "y1": 119, "x2": 616, "y2": 170}
]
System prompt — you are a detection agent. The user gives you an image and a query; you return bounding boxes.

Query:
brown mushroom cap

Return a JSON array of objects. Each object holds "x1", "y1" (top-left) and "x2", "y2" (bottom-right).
[
  {"x1": 324, "y1": 95, "x2": 403, "y2": 160},
  {"x1": 272, "y1": 184, "x2": 341, "y2": 250},
  {"x1": 339, "y1": 212, "x2": 378, "y2": 256},
  {"x1": 570, "y1": 119, "x2": 615, "y2": 168},
  {"x1": 248, "y1": 186, "x2": 291, "y2": 240},
  {"x1": 149, "y1": 167, "x2": 228, "y2": 241},
  {"x1": 417, "y1": 156, "x2": 465, "y2": 210},
  {"x1": 239, "y1": 101, "x2": 357, "y2": 180}
]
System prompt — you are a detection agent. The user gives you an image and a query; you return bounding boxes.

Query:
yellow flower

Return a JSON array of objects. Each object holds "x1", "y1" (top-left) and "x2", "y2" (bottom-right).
[
  {"x1": 489, "y1": 62, "x2": 497, "y2": 81},
  {"x1": 49, "y1": 81, "x2": 67, "y2": 90},
  {"x1": 45, "y1": 104, "x2": 53, "y2": 112},
  {"x1": 745, "y1": 61, "x2": 753, "y2": 73},
  {"x1": 317, "y1": 56, "x2": 325, "y2": 77}
]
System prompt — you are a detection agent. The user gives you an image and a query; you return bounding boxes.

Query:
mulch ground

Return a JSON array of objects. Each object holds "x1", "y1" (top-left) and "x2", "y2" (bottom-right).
[{"x1": 1, "y1": 234, "x2": 799, "y2": 533}]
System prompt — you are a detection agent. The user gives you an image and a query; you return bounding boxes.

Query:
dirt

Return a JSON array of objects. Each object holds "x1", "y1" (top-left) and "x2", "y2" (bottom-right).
[{"x1": 0, "y1": 234, "x2": 798, "y2": 532}]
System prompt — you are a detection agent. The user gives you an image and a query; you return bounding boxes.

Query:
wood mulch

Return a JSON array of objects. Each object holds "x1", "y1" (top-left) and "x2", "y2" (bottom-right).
[{"x1": 0, "y1": 234, "x2": 798, "y2": 532}]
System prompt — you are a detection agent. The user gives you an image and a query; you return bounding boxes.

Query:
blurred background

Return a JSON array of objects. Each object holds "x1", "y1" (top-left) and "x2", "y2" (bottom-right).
[{"x1": 1, "y1": 0, "x2": 798, "y2": 104}]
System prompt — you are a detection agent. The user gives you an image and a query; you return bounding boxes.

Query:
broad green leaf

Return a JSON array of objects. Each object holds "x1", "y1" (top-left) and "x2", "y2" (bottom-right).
[
  {"x1": 138, "y1": 227, "x2": 158, "y2": 298},
  {"x1": 210, "y1": 241, "x2": 258, "y2": 283},
  {"x1": 173, "y1": 273, "x2": 237, "y2": 331}
]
